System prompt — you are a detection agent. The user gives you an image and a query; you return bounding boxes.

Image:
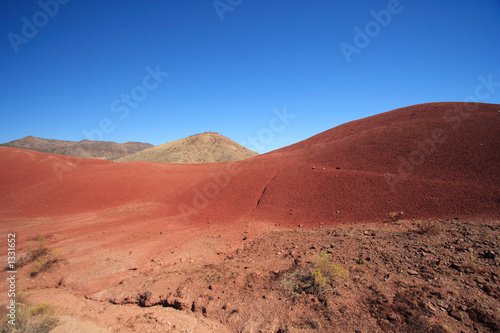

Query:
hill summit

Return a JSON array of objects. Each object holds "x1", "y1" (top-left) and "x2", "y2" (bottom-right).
[{"x1": 114, "y1": 132, "x2": 259, "y2": 163}]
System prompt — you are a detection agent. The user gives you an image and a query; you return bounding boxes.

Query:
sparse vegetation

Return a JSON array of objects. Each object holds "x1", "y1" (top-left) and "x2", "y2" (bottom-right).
[
  {"x1": 16, "y1": 236, "x2": 49, "y2": 268},
  {"x1": 415, "y1": 220, "x2": 442, "y2": 235},
  {"x1": 30, "y1": 248, "x2": 61, "y2": 277},
  {"x1": 312, "y1": 251, "x2": 349, "y2": 289},
  {"x1": 388, "y1": 211, "x2": 404, "y2": 222},
  {"x1": 281, "y1": 250, "x2": 349, "y2": 297},
  {"x1": 1, "y1": 291, "x2": 61, "y2": 333},
  {"x1": 11, "y1": 235, "x2": 62, "y2": 277}
]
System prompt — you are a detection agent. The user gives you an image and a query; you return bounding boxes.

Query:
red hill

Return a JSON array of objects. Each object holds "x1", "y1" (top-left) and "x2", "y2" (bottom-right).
[{"x1": 0, "y1": 102, "x2": 498, "y2": 226}]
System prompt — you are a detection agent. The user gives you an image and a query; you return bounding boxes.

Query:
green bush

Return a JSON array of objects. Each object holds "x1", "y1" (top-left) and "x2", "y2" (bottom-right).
[
  {"x1": 280, "y1": 250, "x2": 349, "y2": 297},
  {"x1": 312, "y1": 250, "x2": 349, "y2": 288}
]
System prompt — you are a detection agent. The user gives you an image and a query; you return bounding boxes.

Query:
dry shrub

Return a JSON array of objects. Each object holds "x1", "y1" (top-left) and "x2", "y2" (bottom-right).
[
  {"x1": 1, "y1": 291, "x2": 61, "y2": 333},
  {"x1": 313, "y1": 251, "x2": 349, "y2": 287},
  {"x1": 16, "y1": 236, "x2": 49, "y2": 268},
  {"x1": 416, "y1": 220, "x2": 442, "y2": 236},
  {"x1": 30, "y1": 248, "x2": 61, "y2": 277},
  {"x1": 388, "y1": 211, "x2": 404, "y2": 222},
  {"x1": 280, "y1": 251, "x2": 348, "y2": 297}
]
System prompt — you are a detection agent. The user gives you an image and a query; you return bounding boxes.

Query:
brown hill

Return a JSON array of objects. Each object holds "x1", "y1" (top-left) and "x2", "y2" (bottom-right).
[
  {"x1": 114, "y1": 131, "x2": 259, "y2": 163},
  {"x1": 0, "y1": 136, "x2": 152, "y2": 160}
]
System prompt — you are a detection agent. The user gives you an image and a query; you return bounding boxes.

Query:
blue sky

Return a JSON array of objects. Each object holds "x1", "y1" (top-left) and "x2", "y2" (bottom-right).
[{"x1": 1, "y1": 0, "x2": 499, "y2": 153}]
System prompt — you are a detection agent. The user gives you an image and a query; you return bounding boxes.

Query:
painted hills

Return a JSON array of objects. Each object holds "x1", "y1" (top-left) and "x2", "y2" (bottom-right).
[
  {"x1": 1, "y1": 102, "x2": 499, "y2": 332},
  {"x1": 0, "y1": 102, "x2": 498, "y2": 223},
  {"x1": 0, "y1": 136, "x2": 153, "y2": 160},
  {"x1": 114, "y1": 132, "x2": 259, "y2": 163}
]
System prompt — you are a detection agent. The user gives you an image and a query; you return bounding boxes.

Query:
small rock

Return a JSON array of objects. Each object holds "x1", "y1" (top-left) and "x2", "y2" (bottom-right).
[
  {"x1": 312, "y1": 167, "x2": 316, "y2": 169},
  {"x1": 482, "y1": 284, "x2": 493, "y2": 295},
  {"x1": 407, "y1": 269, "x2": 419, "y2": 276},
  {"x1": 436, "y1": 299, "x2": 448, "y2": 309},
  {"x1": 298, "y1": 224, "x2": 302, "y2": 228},
  {"x1": 448, "y1": 310, "x2": 463, "y2": 321},
  {"x1": 336, "y1": 210, "x2": 340, "y2": 214},
  {"x1": 427, "y1": 302, "x2": 437, "y2": 312},
  {"x1": 387, "y1": 313, "x2": 398, "y2": 322}
]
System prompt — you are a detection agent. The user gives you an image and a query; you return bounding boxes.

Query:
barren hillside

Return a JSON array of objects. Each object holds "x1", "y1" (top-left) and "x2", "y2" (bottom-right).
[{"x1": 114, "y1": 132, "x2": 259, "y2": 163}]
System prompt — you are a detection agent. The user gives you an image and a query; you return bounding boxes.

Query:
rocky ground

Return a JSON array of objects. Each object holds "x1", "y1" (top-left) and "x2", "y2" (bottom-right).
[{"x1": 7, "y1": 217, "x2": 498, "y2": 332}]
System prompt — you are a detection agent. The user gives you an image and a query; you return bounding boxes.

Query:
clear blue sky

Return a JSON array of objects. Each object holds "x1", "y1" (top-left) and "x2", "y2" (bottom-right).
[{"x1": 1, "y1": 0, "x2": 499, "y2": 153}]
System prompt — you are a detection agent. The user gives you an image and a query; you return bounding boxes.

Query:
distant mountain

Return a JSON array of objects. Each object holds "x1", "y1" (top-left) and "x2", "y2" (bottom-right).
[
  {"x1": 0, "y1": 136, "x2": 153, "y2": 160},
  {"x1": 115, "y1": 132, "x2": 259, "y2": 163}
]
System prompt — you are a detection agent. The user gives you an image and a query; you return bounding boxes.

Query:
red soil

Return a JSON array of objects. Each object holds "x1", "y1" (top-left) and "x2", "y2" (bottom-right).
[
  {"x1": 1, "y1": 102, "x2": 499, "y2": 226},
  {"x1": 1, "y1": 102, "x2": 499, "y2": 331}
]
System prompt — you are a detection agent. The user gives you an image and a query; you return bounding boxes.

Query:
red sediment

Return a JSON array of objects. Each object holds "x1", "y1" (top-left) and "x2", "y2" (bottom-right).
[{"x1": 1, "y1": 102, "x2": 499, "y2": 227}]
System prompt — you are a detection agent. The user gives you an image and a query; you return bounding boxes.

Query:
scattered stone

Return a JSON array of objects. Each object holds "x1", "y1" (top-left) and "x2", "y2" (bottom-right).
[
  {"x1": 387, "y1": 313, "x2": 398, "y2": 321},
  {"x1": 336, "y1": 210, "x2": 340, "y2": 214},
  {"x1": 436, "y1": 299, "x2": 448, "y2": 309},
  {"x1": 407, "y1": 269, "x2": 419, "y2": 276},
  {"x1": 427, "y1": 302, "x2": 437, "y2": 312},
  {"x1": 482, "y1": 284, "x2": 494, "y2": 295},
  {"x1": 298, "y1": 224, "x2": 302, "y2": 228},
  {"x1": 448, "y1": 309, "x2": 463, "y2": 321}
]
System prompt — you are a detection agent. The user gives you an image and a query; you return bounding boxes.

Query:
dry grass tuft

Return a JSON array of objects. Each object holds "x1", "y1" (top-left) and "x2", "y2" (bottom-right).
[
  {"x1": 1, "y1": 291, "x2": 61, "y2": 333},
  {"x1": 388, "y1": 211, "x2": 405, "y2": 222},
  {"x1": 415, "y1": 220, "x2": 443, "y2": 236}
]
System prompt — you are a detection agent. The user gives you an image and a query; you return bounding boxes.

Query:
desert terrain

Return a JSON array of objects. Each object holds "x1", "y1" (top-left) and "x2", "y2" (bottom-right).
[
  {"x1": 114, "y1": 132, "x2": 259, "y2": 164},
  {"x1": 0, "y1": 102, "x2": 499, "y2": 332}
]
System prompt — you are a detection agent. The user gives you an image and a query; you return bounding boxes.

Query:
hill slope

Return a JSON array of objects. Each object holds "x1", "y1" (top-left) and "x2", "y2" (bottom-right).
[
  {"x1": 0, "y1": 136, "x2": 153, "y2": 160},
  {"x1": 0, "y1": 102, "x2": 498, "y2": 224},
  {"x1": 114, "y1": 132, "x2": 259, "y2": 163}
]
